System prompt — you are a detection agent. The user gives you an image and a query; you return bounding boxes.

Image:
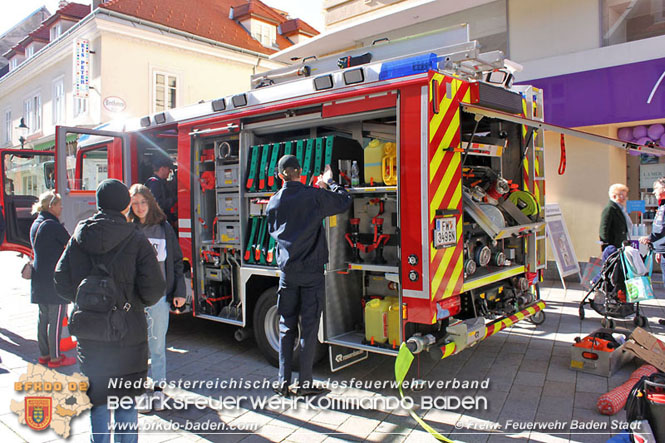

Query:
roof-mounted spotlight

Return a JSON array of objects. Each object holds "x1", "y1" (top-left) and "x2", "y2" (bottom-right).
[
  {"x1": 314, "y1": 75, "x2": 333, "y2": 91},
  {"x1": 343, "y1": 68, "x2": 364, "y2": 85},
  {"x1": 212, "y1": 98, "x2": 226, "y2": 112},
  {"x1": 140, "y1": 116, "x2": 151, "y2": 128},
  {"x1": 232, "y1": 94, "x2": 247, "y2": 107},
  {"x1": 154, "y1": 113, "x2": 166, "y2": 124}
]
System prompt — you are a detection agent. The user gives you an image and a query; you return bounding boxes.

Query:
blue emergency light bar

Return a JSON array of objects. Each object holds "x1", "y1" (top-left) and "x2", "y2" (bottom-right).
[{"x1": 379, "y1": 53, "x2": 439, "y2": 81}]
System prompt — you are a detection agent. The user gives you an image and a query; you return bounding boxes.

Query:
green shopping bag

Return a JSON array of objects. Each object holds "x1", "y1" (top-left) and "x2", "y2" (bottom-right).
[
  {"x1": 625, "y1": 276, "x2": 655, "y2": 303},
  {"x1": 621, "y1": 249, "x2": 655, "y2": 303}
]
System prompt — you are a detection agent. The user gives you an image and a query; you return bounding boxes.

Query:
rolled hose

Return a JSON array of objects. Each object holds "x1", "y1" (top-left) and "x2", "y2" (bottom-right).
[{"x1": 508, "y1": 190, "x2": 539, "y2": 217}]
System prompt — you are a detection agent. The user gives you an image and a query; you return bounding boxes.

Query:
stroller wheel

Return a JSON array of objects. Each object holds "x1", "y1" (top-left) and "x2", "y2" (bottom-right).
[
  {"x1": 633, "y1": 315, "x2": 648, "y2": 328},
  {"x1": 529, "y1": 311, "x2": 546, "y2": 325},
  {"x1": 578, "y1": 305, "x2": 585, "y2": 320},
  {"x1": 601, "y1": 318, "x2": 616, "y2": 329}
]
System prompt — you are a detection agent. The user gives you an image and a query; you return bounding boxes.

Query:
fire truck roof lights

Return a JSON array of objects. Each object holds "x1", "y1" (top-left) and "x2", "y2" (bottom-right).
[
  {"x1": 378, "y1": 53, "x2": 438, "y2": 82},
  {"x1": 343, "y1": 68, "x2": 364, "y2": 85},
  {"x1": 154, "y1": 113, "x2": 167, "y2": 124},
  {"x1": 313, "y1": 75, "x2": 333, "y2": 91},
  {"x1": 232, "y1": 94, "x2": 248, "y2": 108},
  {"x1": 140, "y1": 116, "x2": 151, "y2": 128},
  {"x1": 212, "y1": 98, "x2": 226, "y2": 112}
]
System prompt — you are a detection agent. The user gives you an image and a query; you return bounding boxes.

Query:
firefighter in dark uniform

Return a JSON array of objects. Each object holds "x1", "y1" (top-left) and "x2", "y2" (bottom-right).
[
  {"x1": 266, "y1": 155, "x2": 352, "y2": 396},
  {"x1": 145, "y1": 156, "x2": 176, "y2": 223}
]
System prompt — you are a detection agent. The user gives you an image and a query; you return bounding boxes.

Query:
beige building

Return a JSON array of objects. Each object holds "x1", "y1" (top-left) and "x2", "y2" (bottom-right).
[
  {"x1": 274, "y1": 0, "x2": 665, "y2": 265},
  {"x1": 0, "y1": 0, "x2": 318, "y2": 151}
]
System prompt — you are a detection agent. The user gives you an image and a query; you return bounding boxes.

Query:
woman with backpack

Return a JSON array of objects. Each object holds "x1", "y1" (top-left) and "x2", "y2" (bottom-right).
[
  {"x1": 30, "y1": 190, "x2": 74, "y2": 368},
  {"x1": 55, "y1": 179, "x2": 165, "y2": 442},
  {"x1": 128, "y1": 184, "x2": 186, "y2": 412}
]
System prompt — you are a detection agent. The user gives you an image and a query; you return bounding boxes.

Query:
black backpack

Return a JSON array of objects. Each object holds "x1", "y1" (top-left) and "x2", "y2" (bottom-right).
[{"x1": 69, "y1": 232, "x2": 136, "y2": 342}]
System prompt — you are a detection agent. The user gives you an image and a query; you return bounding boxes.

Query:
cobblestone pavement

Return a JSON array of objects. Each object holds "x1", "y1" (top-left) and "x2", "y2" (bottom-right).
[{"x1": 1, "y1": 251, "x2": 664, "y2": 442}]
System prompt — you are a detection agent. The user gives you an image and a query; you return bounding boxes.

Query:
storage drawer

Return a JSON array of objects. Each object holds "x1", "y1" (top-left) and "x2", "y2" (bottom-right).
[
  {"x1": 217, "y1": 221, "x2": 241, "y2": 245},
  {"x1": 217, "y1": 192, "x2": 239, "y2": 217},
  {"x1": 216, "y1": 164, "x2": 239, "y2": 188}
]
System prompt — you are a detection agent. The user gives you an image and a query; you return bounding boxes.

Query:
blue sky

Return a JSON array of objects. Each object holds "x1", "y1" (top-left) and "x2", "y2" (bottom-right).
[{"x1": 0, "y1": 0, "x2": 324, "y2": 37}]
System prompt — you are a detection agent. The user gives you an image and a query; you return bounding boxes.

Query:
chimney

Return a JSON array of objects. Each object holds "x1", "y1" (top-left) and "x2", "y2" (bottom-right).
[
  {"x1": 58, "y1": 0, "x2": 69, "y2": 9},
  {"x1": 92, "y1": 0, "x2": 104, "y2": 9}
]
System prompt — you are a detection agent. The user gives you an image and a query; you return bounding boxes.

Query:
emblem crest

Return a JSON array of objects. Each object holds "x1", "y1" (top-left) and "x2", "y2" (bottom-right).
[{"x1": 25, "y1": 397, "x2": 52, "y2": 431}]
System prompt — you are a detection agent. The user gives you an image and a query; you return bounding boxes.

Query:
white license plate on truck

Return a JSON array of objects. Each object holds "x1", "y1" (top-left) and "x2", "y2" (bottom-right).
[{"x1": 434, "y1": 218, "x2": 456, "y2": 248}]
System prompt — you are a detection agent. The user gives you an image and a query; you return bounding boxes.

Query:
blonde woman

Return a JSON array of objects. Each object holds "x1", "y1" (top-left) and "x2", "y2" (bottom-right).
[
  {"x1": 30, "y1": 190, "x2": 74, "y2": 367},
  {"x1": 599, "y1": 183, "x2": 631, "y2": 251}
]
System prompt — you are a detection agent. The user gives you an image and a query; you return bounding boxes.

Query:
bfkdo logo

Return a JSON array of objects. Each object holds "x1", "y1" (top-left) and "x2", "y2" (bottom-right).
[{"x1": 25, "y1": 397, "x2": 52, "y2": 431}]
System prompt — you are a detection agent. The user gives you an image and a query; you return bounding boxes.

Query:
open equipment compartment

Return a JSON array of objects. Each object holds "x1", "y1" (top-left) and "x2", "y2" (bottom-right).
[{"x1": 192, "y1": 133, "x2": 242, "y2": 323}]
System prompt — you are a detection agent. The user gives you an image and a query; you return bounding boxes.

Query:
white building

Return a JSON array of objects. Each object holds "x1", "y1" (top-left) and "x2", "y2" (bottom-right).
[{"x1": 0, "y1": 0, "x2": 318, "y2": 151}]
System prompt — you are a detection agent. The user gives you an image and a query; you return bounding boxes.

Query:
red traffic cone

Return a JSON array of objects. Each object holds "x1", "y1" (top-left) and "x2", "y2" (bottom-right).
[{"x1": 59, "y1": 315, "x2": 77, "y2": 352}]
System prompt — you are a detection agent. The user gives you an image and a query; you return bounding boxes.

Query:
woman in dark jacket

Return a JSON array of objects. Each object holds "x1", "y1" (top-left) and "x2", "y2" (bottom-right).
[
  {"x1": 54, "y1": 179, "x2": 165, "y2": 442},
  {"x1": 599, "y1": 183, "x2": 631, "y2": 251},
  {"x1": 30, "y1": 190, "x2": 73, "y2": 368},
  {"x1": 128, "y1": 184, "x2": 186, "y2": 413}
]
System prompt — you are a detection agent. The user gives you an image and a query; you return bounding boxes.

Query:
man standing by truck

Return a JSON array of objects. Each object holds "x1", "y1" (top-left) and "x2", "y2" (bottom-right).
[
  {"x1": 145, "y1": 156, "x2": 176, "y2": 223},
  {"x1": 266, "y1": 155, "x2": 352, "y2": 397}
]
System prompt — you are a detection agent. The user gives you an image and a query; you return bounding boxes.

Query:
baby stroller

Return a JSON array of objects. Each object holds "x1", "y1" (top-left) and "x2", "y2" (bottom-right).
[{"x1": 578, "y1": 244, "x2": 652, "y2": 329}]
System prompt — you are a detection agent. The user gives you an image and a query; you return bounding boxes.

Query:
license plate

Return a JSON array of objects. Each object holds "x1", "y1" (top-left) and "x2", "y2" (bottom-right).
[{"x1": 434, "y1": 217, "x2": 457, "y2": 248}]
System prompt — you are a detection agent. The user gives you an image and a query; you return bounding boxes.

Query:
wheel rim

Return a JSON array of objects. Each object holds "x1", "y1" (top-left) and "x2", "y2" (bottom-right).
[{"x1": 264, "y1": 305, "x2": 300, "y2": 353}]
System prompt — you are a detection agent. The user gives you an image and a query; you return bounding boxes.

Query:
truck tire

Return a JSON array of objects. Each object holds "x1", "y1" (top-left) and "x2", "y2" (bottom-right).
[{"x1": 253, "y1": 286, "x2": 326, "y2": 368}]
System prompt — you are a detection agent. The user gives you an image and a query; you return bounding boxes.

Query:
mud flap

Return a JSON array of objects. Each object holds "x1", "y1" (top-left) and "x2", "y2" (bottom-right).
[{"x1": 328, "y1": 344, "x2": 368, "y2": 372}]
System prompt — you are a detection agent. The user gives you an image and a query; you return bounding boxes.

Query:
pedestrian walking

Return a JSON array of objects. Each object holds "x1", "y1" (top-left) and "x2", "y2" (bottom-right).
[
  {"x1": 266, "y1": 155, "x2": 352, "y2": 397},
  {"x1": 54, "y1": 179, "x2": 165, "y2": 442},
  {"x1": 30, "y1": 190, "x2": 74, "y2": 368},
  {"x1": 128, "y1": 184, "x2": 186, "y2": 412}
]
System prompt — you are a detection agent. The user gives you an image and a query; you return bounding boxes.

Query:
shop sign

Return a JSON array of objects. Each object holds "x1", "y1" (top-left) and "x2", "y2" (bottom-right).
[{"x1": 103, "y1": 96, "x2": 126, "y2": 113}]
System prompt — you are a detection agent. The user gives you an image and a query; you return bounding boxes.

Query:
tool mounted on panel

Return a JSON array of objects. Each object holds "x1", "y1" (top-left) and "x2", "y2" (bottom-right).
[{"x1": 267, "y1": 142, "x2": 281, "y2": 191}]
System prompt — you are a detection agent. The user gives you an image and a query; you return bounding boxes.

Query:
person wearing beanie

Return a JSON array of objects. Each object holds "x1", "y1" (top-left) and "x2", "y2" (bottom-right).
[
  {"x1": 55, "y1": 178, "x2": 165, "y2": 442},
  {"x1": 266, "y1": 155, "x2": 352, "y2": 397}
]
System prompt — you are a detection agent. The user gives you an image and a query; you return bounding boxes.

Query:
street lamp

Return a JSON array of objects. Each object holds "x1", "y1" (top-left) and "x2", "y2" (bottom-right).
[{"x1": 17, "y1": 117, "x2": 28, "y2": 148}]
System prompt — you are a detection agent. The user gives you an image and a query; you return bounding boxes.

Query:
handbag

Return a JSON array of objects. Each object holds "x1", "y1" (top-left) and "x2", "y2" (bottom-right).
[
  {"x1": 21, "y1": 219, "x2": 56, "y2": 280},
  {"x1": 21, "y1": 262, "x2": 33, "y2": 280},
  {"x1": 620, "y1": 249, "x2": 655, "y2": 303},
  {"x1": 68, "y1": 232, "x2": 135, "y2": 342}
]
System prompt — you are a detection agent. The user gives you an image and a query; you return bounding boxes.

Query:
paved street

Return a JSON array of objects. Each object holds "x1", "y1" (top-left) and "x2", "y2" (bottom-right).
[{"x1": 1, "y1": 250, "x2": 664, "y2": 442}]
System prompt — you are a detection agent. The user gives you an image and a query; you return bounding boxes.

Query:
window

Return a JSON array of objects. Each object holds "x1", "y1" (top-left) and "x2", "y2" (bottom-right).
[
  {"x1": 75, "y1": 97, "x2": 87, "y2": 117},
  {"x1": 3, "y1": 153, "x2": 55, "y2": 197},
  {"x1": 153, "y1": 72, "x2": 177, "y2": 112},
  {"x1": 25, "y1": 45, "x2": 34, "y2": 59},
  {"x1": 23, "y1": 93, "x2": 41, "y2": 134},
  {"x1": 252, "y1": 21, "x2": 276, "y2": 47},
  {"x1": 4, "y1": 110, "x2": 11, "y2": 145},
  {"x1": 50, "y1": 23, "x2": 61, "y2": 41},
  {"x1": 603, "y1": 0, "x2": 665, "y2": 46},
  {"x1": 52, "y1": 78, "x2": 65, "y2": 124},
  {"x1": 9, "y1": 58, "x2": 18, "y2": 71},
  {"x1": 80, "y1": 147, "x2": 108, "y2": 190}
]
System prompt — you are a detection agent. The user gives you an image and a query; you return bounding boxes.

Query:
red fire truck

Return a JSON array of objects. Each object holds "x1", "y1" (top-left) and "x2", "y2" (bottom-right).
[{"x1": 2, "y1": 28, "x2": 659, "y2": 370}]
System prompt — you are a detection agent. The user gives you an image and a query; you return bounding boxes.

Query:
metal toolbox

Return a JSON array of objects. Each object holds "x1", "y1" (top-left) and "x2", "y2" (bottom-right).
[
  {"x1": 216, "y1": 164, "x2": 239, "y2": 188},
  {"x1": 217, "y1": 191, "x2": 239, "y2": 217},
  {"x1": 217, "y1": 221, "x2": 241, "y2": 245}
]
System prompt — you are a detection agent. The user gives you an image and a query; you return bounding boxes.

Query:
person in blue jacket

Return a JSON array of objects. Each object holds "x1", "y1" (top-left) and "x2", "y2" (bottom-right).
[
  {"x1": 29, "y1": 190, "x2": 74, "y2": 368},
  {"x1": 266, "y1": 155, "x2": 352, "y2": 397}
]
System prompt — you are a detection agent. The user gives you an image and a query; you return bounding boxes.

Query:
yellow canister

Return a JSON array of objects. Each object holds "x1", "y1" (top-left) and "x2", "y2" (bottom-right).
[
  {"x1": 382, "y1": 142, "x2": 397, "y2": 185},
  {"x1": 364, "y1": 297, "x2": 392, "y2": 344},
  {"x1": 387, "y1": 300, "x2": 401, "y2": 347},
  {"x1": 364, "y1": 139, "x2": 385, "y2": 185}
]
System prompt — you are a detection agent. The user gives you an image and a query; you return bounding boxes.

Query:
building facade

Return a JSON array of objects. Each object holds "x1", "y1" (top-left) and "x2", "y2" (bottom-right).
[
  {"x1": 274, "y1": 0, "x2": 665, "y2": 264},
  {"x1": 0, "y1": 0, "x2": 318, "y2": 151}
]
